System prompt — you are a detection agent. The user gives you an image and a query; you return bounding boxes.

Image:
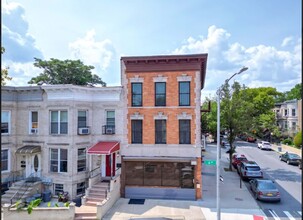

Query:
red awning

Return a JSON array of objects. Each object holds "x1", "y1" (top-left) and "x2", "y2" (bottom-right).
[{"x1": 87, "y1": 141, "x2": 120, "y2": 155}]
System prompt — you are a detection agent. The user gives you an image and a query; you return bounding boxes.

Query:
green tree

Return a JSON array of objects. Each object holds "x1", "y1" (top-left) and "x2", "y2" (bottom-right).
[
  {"x1": 28, "y1": 58, "x2": 106, "y2": 86},
  {"x1": 286, "y1": 83, "x2": 302, "y2": 100},
  {"x1": 221, "y1": 81, "x2": 246, "y2": 171},
  {"x1": 294, "y1": 131, "x2": 302, "y2": 148},
  {"x1": 1, "y1": 47, "x2": 12, "y2": 86},
  {"x1": 239, "y1": 87, "x2": 280, "y2": 138}
]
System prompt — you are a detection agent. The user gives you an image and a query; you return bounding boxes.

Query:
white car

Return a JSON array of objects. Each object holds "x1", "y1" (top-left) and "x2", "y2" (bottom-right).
[{"x1": 258, "y1": 141, "x2": 272, "y2": 150}]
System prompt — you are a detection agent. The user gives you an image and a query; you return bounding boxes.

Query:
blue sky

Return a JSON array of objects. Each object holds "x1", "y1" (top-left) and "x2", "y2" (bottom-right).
[{"x1": 2, "y1": 0, "x2": 302, "y2": 100}]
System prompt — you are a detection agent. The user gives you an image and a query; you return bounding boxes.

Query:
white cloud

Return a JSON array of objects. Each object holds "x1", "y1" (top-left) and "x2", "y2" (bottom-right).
[
  {"x1": 173, "y1": 26, "x2": 301, "y2": 101},
  {"x1": 2, "y1": 1, "x2": 43, "y2": 63},
  {"x1": 69, "y1": 30, "x2": 114, "y2": 70},
  {"x1": 3, "y1": 61, "x2": 41, "y2": 86},
  {"x1": 281, "y1": 36, "x2": 293, "y2": 47}
]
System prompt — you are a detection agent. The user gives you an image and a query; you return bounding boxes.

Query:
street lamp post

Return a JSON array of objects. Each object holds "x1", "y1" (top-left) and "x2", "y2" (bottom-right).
[{"x1": 216, "y1": 66, "x2": 248, "y2": 220}]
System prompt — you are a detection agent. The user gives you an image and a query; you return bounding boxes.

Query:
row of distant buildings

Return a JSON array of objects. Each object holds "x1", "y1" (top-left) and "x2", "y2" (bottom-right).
[
  {"x1": 273, "y1": 99, "x2": 302, "y2": 137},
  {"x1": 1, "y1": 54, "x2": 208, "y2": 201}
]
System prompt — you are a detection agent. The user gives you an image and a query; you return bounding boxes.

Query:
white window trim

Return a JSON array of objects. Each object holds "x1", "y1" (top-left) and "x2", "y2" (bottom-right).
[
  {"x1": 1, "y1": 110, "x2": 11, "y2": 135},
  {"x1": 1, "y1": 148, "x2": 10, "y2": 173}
]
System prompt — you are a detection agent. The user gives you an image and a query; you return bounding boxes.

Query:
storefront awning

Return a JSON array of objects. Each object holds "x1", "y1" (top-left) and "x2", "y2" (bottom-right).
[
  {"x1": 87, "y1": 141, "x2": 120, "y2": 155},
  {"x1": 16, "y1": 145, "x2": 41, "y2": 154}
]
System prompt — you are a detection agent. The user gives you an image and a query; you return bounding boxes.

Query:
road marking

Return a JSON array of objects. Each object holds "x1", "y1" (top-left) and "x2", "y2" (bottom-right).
[
  {"x1": 268, "y1": 209, "x2": 280, "y2": 220},
  {"x1": 283, "y1": 211, "x2": 296, "y2": 220}
]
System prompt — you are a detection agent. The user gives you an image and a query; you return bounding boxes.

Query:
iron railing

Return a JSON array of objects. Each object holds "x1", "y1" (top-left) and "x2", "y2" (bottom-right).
[{"x1": 10, "y1": 170, "x2": 43, "y2": 205}]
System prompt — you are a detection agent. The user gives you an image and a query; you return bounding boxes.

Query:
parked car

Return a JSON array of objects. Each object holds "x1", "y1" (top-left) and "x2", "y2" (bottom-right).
[
  {"x1": 299, "y1": 161, "x2": 302, "y2": 169},
  {"x1": 247, "y1": 136, "x2": 256, "y2": 143},
  {"x1": 239, "y1": 161, "x2": 263, "y2": 180},
  {"x1": 279, "y1": 152, "x2": 301, "y2": 165},
  {"x1": 257, "y1": 141, "x2": 272, "y2": 150},
  {"x1": 249, "y1": 179, "x2": 281, "y2": 202},
  {"x1": 232, "y1": 154, "x2": 248, "y2": 169}
]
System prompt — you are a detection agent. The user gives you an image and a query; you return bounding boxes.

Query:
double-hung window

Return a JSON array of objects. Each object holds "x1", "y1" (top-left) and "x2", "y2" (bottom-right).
[
  {"x1": 1, "y1": 149, "x2": 9, "y2": 172},
  {"x1": 1, "y1": 111, "x2": 10, "y2": 134},
  {"x1": 155, "y1": 82, "x2": 166, "y2": 106},
  {"x1": 50, "y1": 110, "x2": 68, "y2": 134},
  {"x1": 78, "y1": 111, "x2": 87, "y2": 128},
  {"x1": 77, "y1": 148, "x2": 86, "y2": 172},
  {"x1": 106, "y1": 111, "x2": 115, "y2": 128},
  {"x1": 30, "y1": 111, "x2": 38, "y2": 134},
  {"x1": 131, "y1": 83, "x2": 142, "y2": 106},
  {"x1": 179, "y1": 82, "x2": 190, "y2": 106},
  {"x1": 292, "y1": 109, "x2": 296, "y2": 116},
  {"x1": 77, "y1": 182, "x2": 86, "y2": 196},
  {"x1": 54, "y1": 184, "x2": 64, "y2": 196},
  {"x1": 50, "y1": 149, "x2": 68, "y2": 173},
  {"x1": 179, "y1": 120, "x2": 191, "y2": 144},
  {"x1": 131, "y1": 120, "x2": 142, "y2": 144},
  {"x1": 155, "y1": 120, "x2": 166, "y2": 144}
]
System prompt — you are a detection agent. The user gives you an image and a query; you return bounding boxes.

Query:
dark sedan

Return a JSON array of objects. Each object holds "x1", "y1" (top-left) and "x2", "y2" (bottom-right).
[
  {"x1": 250, "y1": 179, "x2": 281, "y2": 202},
  {"x1": 279, "y1": 152, "x2": 301, "y2": 165}
]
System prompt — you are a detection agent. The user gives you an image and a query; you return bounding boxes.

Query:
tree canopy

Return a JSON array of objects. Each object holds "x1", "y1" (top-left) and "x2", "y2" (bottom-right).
[
  {"x1": 1, "y1": 47, "x2": 12, "y2": 86},
  {"x1": 274, "y1": 83, "x2": 302, "y2": 102},
  {"x1": 28, "y1": 58, "x2": 106, "y2": 86}
]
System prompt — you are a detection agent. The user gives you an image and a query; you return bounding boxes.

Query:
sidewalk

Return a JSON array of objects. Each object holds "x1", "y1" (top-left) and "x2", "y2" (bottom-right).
[{"x1": 102, "y1": 143, "x2": 265, "y2": 220}]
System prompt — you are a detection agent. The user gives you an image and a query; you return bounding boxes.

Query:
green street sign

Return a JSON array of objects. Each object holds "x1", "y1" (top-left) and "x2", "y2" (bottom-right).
[{"x1": 204, "y1": 160, "x2": 216, "y2": 166}]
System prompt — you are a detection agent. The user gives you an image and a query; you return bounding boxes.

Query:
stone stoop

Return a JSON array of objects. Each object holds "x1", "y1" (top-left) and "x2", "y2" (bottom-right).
[
  {"x1": 74, "y1": 206, "x2": 97, "y2": 220},
  {"x1": 1, "y1": 181, "x2": 38, "y2": 204},
  {"x1": 85, "y1": 181, "x2": 109, "y2": 207},
  {"x1": 74, "y1": 181, "x2": 109, "y2": 219}
]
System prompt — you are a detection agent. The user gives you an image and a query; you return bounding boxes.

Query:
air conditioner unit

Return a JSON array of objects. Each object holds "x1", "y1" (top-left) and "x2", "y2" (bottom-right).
[
  {"x1": 106, "y1": 128, "x2": 113, "y2": 134},
  {"x1": 78, "y1": 127, "x2": 90, "y2": 135},
  {"x1": 31, "y1": 128, "x2": 38, "y2": 134}
]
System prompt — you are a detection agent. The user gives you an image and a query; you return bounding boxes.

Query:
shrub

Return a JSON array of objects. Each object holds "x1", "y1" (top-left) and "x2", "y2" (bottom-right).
[
  {"x1": 294, "y1": 131, "x2": 302, "y2": 149},
  {"x1": 281, "y1": 138, "x2": 294, "y2": 145}
]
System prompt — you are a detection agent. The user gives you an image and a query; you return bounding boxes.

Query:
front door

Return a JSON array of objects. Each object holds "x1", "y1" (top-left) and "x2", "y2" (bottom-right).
[
  {"x1": 26, "y1": 154, "x2": 41, "y2": 178},
  {"x1": 105, "y1": 155, "x2": 111, "y2": 176}
]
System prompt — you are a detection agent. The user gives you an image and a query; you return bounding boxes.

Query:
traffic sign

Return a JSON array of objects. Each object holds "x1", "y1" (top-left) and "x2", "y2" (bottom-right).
[{"x1": 204, "y1": 160, "x2": 216, "y2": 166}]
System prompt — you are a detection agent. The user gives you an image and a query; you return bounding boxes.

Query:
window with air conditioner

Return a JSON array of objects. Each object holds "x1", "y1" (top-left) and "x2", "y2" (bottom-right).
[
  {"x1": 78, "y1": 110, "x2": 87, "y2": 128},
  {"x1": 78, "y1": 127, "x2": 90, "y2": 135},
  {"x1": 29, "y1": 111, "x2": 38, "y2": 134},
  {"x1": 104, "y1": 110, "x2": 115, "y2": 134}
]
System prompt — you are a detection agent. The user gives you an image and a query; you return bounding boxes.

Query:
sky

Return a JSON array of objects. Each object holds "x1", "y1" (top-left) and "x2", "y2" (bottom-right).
[{"x1": 1, "y1": 0, "x2": 302, "y2": 101}]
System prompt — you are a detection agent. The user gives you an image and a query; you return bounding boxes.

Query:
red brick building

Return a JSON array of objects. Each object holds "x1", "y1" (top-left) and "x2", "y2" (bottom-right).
[{"x1": 120, "y1": 54, "x2": 208, "y2": 200}]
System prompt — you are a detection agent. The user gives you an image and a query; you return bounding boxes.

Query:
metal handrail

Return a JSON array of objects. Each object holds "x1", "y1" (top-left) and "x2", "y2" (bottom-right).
[
  {"x1": 10, "y1": 170, "x2": 42, "y2": 204},
  {"x1": 89, "y1": 166, "x2": 101, "y2": 178},
  {"x1": 3, "y1": 169, "x2": 25, "y2": 184}
]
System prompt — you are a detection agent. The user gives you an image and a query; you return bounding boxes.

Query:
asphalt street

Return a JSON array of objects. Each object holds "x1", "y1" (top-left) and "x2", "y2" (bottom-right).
[{"x1": 234, "y1": 140, "x2": 302, "y2": 219}]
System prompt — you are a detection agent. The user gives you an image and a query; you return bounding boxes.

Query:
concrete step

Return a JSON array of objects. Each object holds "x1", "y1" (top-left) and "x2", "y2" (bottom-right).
[
  {"x1": 85, "y1": 200, "x2": 100, "y2": 207},
  {"x1": 85, "y1": 196, "x2": 104, "y2": 202},
  {"x1": 74, "y1": 212, "x2": 97, "y2": 220},
  {"x1": 87, "y1": 192, "x2": 106, "y2": 198}
]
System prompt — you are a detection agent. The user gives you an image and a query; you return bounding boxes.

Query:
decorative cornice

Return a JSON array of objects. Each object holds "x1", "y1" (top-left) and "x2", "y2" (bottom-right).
[
  {"x1": 177, "y1": 74, "x2": 192, "y2": 82},
  {"x1": 129, "y1": 75, "x2": 144, "y2": 83},
  {"x1": 177, "y1": 112, "x2": 192, "y2": 120},
  {"x1": 153, "y1": 75, "x2": 168, "y2": 82},
  {"x1": 154, "y1": 112, "x2": 168, "y2": 120},
  {"x1": 130, "y1": 112, "x2": 144, "y2": 120}
]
